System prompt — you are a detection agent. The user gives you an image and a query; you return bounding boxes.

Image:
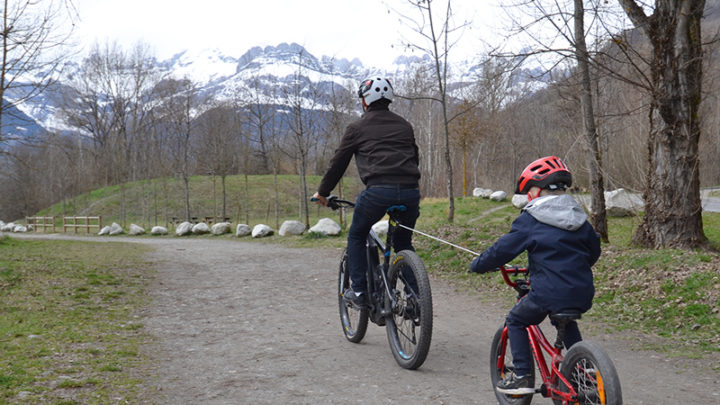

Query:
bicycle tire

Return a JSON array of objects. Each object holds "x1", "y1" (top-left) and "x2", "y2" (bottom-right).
[
  {"x1": 385, "y1": 249, "x2": 432, "y2": 370},
  {"x1": 338, "y1": 249, "x2": 368, "y2": 343},
  {"x1": 489, "y1": 326, "x2": 534, "y2": 405},
  {"x1": 558, "y1": 341, "x2": 623, "y2": 405}
]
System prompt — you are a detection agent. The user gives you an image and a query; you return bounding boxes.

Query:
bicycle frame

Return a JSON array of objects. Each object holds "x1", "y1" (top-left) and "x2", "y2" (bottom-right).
[
  {"x1": 324, "y1": 197, "x2": 406, "y2": 323},
  {"x1": 499, "y1": 266, "x2": 579, "y2": 403}
]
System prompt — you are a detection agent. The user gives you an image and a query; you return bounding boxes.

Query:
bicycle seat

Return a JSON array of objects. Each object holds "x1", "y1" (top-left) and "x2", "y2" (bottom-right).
[
  {"x1": 549, "y1": 310, "x2": 582, "y2": 322},
  {"x1": 386, "y1": 205, "x2": 407, "y2": 213}
]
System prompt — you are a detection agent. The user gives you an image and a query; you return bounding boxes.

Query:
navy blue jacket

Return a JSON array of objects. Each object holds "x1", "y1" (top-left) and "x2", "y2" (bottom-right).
[{"x1": 470, "y1": 194, "x2": 601, "y2": 312}]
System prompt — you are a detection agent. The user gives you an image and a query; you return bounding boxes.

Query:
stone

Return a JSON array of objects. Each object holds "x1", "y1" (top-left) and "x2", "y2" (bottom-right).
[
  {"x1": 236, "y1": 224, "x2": 252, "y2": 237},
  {"x1": 129, "y1": 224, "x2": 145, "y2": 235},
  {"x1": 176, "y1": 221, "x2": 193, "y2": 236},
  {"x1": 489, "y1": 190, "x2": 507, "y2": 202},
  {"x1": 279, "y1": 220, "x2": 305, "y2": 236},
  {"x1": 252, "y1": 224, "x2": 274, "y2": 238},
  {"x1": 151, "y1": 226, "x2": 168, "y2": 235},
  {"x1": 211, "y1": 222, "x2": 231, "y2": 235},
  {"x1": 192, "y1": 222, "x2": 211, "y2": 234},
  {"x1": 309, "y1": 218, "x2": 342, "y2": 236}
]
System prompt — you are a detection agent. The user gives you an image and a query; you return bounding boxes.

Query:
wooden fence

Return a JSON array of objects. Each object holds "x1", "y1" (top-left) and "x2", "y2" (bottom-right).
[
  {"x1": 25, "y1": 216, "x2": 57, "y2": 232},
  {"x1": 63, "y1": 216, "x2": 102, "y2": 233}
]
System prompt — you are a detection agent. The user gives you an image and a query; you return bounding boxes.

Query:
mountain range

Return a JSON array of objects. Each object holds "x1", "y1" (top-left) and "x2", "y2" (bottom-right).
[{"x1": 4, "y1": 42, "x2": 546, "y2": 141}]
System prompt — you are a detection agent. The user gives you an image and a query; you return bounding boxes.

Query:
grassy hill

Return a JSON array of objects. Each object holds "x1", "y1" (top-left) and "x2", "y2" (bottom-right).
[{"x1": 33, "y1": 174, "x2": 365, "y2": 230}]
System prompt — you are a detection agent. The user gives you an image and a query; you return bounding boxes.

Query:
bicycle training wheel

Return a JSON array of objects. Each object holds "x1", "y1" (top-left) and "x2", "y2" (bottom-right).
[
  {"x1": 558, "y1": 341, "x2": 622, "y2": 405},
  {"x1": 338, "y1": 249, "x2": 368, "y2": 343},
  {"x1": 385, "y1": 249, "x2": 432, "y2": 370},
  {"x1": 490, "y1": 326, "x2": 534, "y2": 405}
]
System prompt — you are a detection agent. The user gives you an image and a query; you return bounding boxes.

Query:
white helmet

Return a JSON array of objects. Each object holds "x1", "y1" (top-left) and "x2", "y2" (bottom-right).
[{"x1": 357, "y1": 77, "x2": 394, "y2": 105}]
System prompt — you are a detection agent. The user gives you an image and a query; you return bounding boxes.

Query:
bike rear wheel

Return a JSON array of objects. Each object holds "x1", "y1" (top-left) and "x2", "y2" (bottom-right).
[
  {"x1": 385, "y1": 249, "x2": 432, "y2": 370},
  {"x1": 558, "y1": 341, "x2": 622, "y2": 405},
  {"x1": 490, "y1": 326, "x2": 534, "y2": 405},
  {"x1": 338, "y1": 249, "x2": 368, "y2": 343}
]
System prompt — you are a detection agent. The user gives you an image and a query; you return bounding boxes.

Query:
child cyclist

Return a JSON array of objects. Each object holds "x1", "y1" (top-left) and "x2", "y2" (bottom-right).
[{"x1": 468, "y1": 156, "x2": 601, "y2": 395}]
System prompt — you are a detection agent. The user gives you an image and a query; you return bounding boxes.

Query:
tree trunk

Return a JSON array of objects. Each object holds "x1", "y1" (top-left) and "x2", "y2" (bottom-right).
[
  {"x1": 574, "y1": 0, "x2": 608, "y2": 242},
  {"x1": 620, "y1": 0, "x2": 707, "y2": 248}
]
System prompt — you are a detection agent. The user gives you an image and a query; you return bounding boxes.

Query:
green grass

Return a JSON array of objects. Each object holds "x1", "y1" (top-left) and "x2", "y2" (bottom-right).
[{"x1": 0, "y1": 236, "x2": 154, "y2": 403}]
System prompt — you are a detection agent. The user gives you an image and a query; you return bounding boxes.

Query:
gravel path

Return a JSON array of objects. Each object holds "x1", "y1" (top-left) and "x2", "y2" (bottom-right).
[{"x1": 7, "y1": 234, "x2": 720, "y2": 404}]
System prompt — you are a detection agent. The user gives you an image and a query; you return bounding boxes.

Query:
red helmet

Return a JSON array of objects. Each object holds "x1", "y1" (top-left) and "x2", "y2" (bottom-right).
[{"x1": 515, "y1": 156, "x2": 572, "y2": 194}]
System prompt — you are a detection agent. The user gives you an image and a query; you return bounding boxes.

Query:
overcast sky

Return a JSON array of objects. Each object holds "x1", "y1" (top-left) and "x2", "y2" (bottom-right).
[{"x1": 70, "y1": 0, "x2": 506, "y2": 67}]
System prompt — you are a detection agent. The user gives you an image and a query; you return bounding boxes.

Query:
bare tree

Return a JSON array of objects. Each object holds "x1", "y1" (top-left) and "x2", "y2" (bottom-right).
[
  {"x1": 619, "y1": 0, "x2": 708, "y2": 248},
  {"x1": 196, "y1": 102, "x2": 241, "y2": 221},
  {"x1": 151, "y1": 77, "x2": 201, "y2": 222},
  {"x1": 281, "y1": 51, "x2": 322, "y2": 228},
  {"x1": 0, "y1": 0, "x2": 76, "y2": 152},
  {"x1": 396, "y1": 0, "x2": 470, "y2": 223}
]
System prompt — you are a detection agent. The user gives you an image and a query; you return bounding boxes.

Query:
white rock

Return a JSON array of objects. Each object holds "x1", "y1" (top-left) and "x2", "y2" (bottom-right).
[
  {"x1": 176, "y1": 221, "x2": 193, "y2": 236},
  {"x1": 0, "y1": 221, "x2": 5, "y2": 228},
  {"x1": 309, "y1": 218, "x2": 342, "y2": 236},
  {"x1": 372, "y1": 220, "x2": 389, "y2": 236},
  {"x1": 109, "y1": 222, "x2": 123, "y2": 235},
  {"x1": 512, "y1": 194, "x2": 528, "y2": 209},
  {"x1": 472, "y1": 187, "x2": 493, "y2": 198},
  {"x1": 490, "y1": 190, "x2": 507, "y2": 202},
  {"x1": 12, "y1": 225, "x2": 27, "y2": 233},
  {"x1": 252, "y1": 224, "x2": 274, "y2": 238},
  {"x1": 151, "y1": 226, "x2": 168, "y2": 235},
  {"x1": 605, "y1": 188, "x2": 644, "y2": 217},
  {"x1": 192, "y1": 222, "x2": 210, "y2": 234},
  {"x1": 236, "y1": 224, "x2": 252, "y2": 237},
  {"x1": 98, "y1": 225, "x2": 111, "y2": 235},
  {"x1": 211, "y1": 222, "x2": 231, "y2": 235},
  {"x1": 279, "y1": 220, "x2": 305, "y2": 236},
  {"x1": 129, "y1": 224, "x2": 145, "y2": 235},
  {"x1": 1, "y1": 222, "x2": 15, "y2": 232}
]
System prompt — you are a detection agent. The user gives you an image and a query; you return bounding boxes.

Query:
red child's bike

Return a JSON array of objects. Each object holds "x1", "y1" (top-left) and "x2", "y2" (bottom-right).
[{"x1": 490, "y1": 266, "x2": 622, "y2": 405}]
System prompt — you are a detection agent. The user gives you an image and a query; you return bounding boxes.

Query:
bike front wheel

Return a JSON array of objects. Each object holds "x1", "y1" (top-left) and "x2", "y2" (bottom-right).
[
  {"x1": 385, "y1": 249, "x2": 432, "y2": 370},
  {"x1": 490, "y1": 326, "x2": 534, "y2": 405},
  {"x1": 558, "y1": 341, "x2": 623, "y2": 405},
  {"x1": 338, "y1": 249, "x2": 368, "y2": 343}
]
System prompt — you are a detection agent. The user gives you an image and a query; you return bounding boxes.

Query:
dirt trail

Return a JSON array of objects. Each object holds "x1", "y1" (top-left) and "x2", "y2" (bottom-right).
[{"x1": 7, "y1": 233, "x2": 720, "y2": 404}]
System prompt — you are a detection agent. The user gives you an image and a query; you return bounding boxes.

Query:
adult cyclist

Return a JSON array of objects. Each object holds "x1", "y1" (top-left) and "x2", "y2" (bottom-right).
[{"x1": 312, "y1": 77, "x2": 421, "y2": 308}]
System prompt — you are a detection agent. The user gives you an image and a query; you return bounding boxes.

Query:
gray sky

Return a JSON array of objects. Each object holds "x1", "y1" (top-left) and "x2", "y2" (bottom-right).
[{"x1": 71, "y1": 0, "x2": 505, "y2": 67}]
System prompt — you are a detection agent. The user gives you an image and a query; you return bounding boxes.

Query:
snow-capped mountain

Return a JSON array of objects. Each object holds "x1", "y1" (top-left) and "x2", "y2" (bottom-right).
[{"x1": 4, "y1": 42, "x2": 544, "y2": 139}]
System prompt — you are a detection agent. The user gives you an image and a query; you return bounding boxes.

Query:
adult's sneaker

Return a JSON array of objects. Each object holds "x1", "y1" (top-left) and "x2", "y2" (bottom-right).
[
  {"x1": 343, "y1": 288, "x2": 367, "y2": 308},
  {"x1": 496, "y1": 371, "x2": 534, "y2": 395}
]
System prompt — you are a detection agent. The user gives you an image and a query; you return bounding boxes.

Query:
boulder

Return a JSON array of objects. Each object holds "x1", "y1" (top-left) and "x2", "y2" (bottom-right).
[
  {"x1": 490, "y1": 190, "x2": 507, "y2": 202},
  {"x1": 151, "y1": 226, "x2": 168, "y2": 235},
  {"x1": 129, "y1": 224, "x2": 145, "y2": 235},
  {"x1": 252, "y1": 224, "x2": 274, "y2": 238},
  {"x1": 372, "y1": 220, "x2": 389, "y2": 236},
  {"x1": 1, "y1": 222, "x2": 15, "y2": 232},
  {"x1": 211, "y1": 222, "x2": 231, "y2": 235},
  {"x1": 309, "y1": 218, "x2": 342, "y2": 236},
  {"x1": 12, "y1": 225, "x2": 27, "y2": 233},
  {"x1": 236, "y1": 224, "x2": 252, "y2": 237},
  {"x1": 176, "y1": 221, "x2": 193, "y2": 236},
  {"x1": 473, "y1": 188, "x2": 493, "y2": 198},
  {"x1": 192, "y1": 222, "x2": 211, "y2": 234},
  {"x1": 109, "y1": 222, "x2": 123, "y2": 235},
  {"x1": 279, "y1": 220, "x2": 305, "y2": 236},
  {"x1": 511, "y1": 194, "x2": 528, "y2": 209},
  {"x1": 98, "y1": 225, "x2": 111, "y2": 235},
  {"x1": 605, "y1": 188, "x2": 643, "y2": 217}
]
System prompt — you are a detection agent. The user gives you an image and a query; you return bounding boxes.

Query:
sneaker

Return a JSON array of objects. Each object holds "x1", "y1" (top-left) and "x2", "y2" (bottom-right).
[
  {"x1": 496, "y1": 371, "x2": 534, "y2": 395},
  {"x1": 343, "y1": 288, "x2": 367, "y2": 308}
]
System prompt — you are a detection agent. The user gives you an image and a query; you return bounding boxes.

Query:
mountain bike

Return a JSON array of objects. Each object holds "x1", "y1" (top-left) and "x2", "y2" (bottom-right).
[
  {"x1": 490, "y1": 265, "x2": 622, "y2": 405},
  {"x1": 317, "y1": 195, "x2": 433, "y2": 370}
]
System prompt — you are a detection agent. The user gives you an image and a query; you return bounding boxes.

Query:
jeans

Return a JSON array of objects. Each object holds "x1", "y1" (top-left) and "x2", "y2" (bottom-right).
[
  {"x1": 505, "y1": 296, "x2": 583, "y2": 377},
  {"x1": 346, "y1": 185, "x2": 421, "y2": 294}
]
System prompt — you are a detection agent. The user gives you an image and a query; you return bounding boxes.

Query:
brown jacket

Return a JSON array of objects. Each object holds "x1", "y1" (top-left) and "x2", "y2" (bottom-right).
[{"x1": 318, "y1": 102, "x2": 420, "y2": 196}]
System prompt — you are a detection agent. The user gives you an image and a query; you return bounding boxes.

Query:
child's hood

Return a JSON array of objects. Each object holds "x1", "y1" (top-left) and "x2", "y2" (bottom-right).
[{"x1": 523, "y1": 194, "x2": 587, "y2": 231}]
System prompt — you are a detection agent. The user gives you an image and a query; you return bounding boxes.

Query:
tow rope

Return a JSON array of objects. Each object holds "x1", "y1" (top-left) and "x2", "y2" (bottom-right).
[{"x1": 396, "y1": 224, "x2": 482, "y2": 257}]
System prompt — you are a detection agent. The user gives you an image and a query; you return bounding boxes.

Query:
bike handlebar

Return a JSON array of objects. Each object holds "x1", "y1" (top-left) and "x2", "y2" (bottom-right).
[
  {"x1": 311, "y1": 195, "x2": 355, "y2": 210},
  {"x1": 499, "y1": 265, "x2": 529, "y2": 291}
]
